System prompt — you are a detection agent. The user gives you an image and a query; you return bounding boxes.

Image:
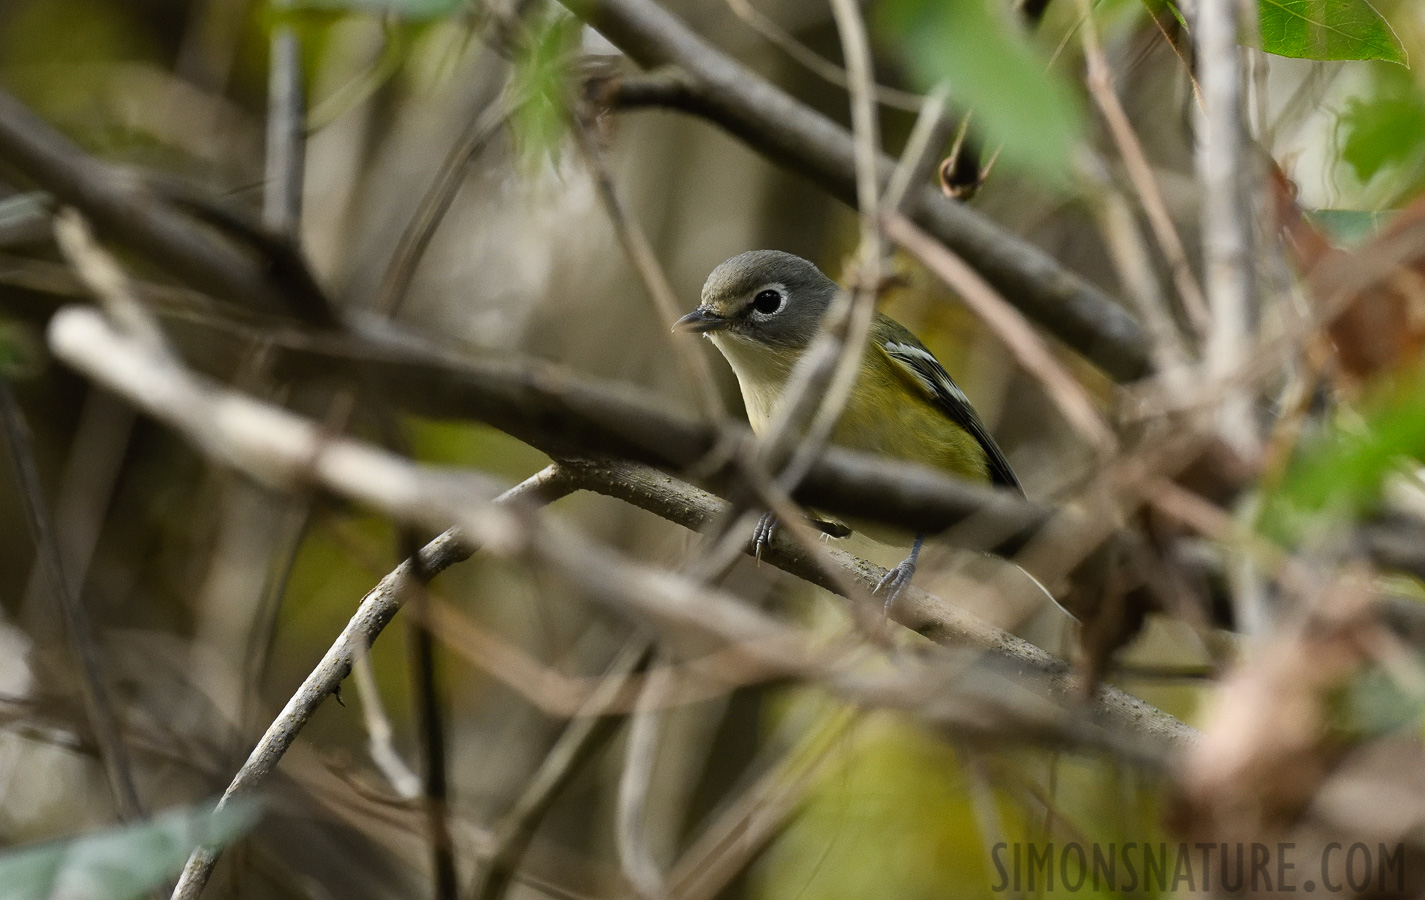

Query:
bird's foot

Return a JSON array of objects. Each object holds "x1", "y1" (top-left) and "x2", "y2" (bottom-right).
[
  {"x1": 751, "y1": 513, "x2": 778, "y2": 563},
  {"x1": 873, "y1": 554, "x2": 918, "y2": 614}
]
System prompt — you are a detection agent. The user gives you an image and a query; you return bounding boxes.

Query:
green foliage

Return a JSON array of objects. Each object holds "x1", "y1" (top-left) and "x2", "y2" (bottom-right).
[
  {"x1": 509, "y1": 6, "x2": 581, "y2": 170},
  {"x1": 753, "y1": 710, "x2": 1161, "y2": 899},
  {"x1": 1261, "y1": 369, "x2": 1425, "y2": 546},
  {"x1": 1329, "y1": 658, "x2": 1425, "y2": 740},
  {"x1": 1306, "y1": 208, "x2": 1392, "y2": 245},
  {"x1": 874, "y1": 0, "x2": 1085, "y2": 186},
  {"x1": 407, "y1": 419, "x2": 551, "y2": 481},
  {"x1": 0, "y1": 317, "x2": 26, "y2": 377},
  {"x1": 0, "y1": 801, "x2": 258, "y2": 900},
  {"x1": 1342, "y1": 64, "x2": 1425, "y2": 190},
  {"x1": 754, "y1": 713, "x2": 1007, "y2": 900},
  {"x1": 1258, "y1": 0, "x2": 1406, "y2": 64},
  {"x1": 274, "y1": 0, "x2": 463, "y2": 20},
  {"x1": 0, "y1": 0, "x2": 161, "y2": 126}
]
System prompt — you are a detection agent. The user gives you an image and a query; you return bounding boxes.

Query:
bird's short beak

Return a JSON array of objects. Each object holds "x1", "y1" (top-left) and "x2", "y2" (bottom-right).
[{"x1": 673, "y1": 308, "x2": 729, "y2": 334}]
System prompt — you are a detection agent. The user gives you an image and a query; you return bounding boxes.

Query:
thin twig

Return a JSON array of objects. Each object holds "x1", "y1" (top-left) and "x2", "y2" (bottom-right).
[
  {"x1": 408, "y1": 573, "x2": 460, "y2": 900},
  {"x1": 16, "y1": 388, "x2": 134, "y2": 638},
  {"x1": 0, "y1": 378, "x2": 144, "y2": 821},
  {"x1": 351, "y1": 634, "x2": 422, "y2": 799},
  {"x1": 468, "y1": 639, "x2": 653, "y2": 900},
  {"x1": 883, "y1": 90, "x2": 949, "y2": 216},
  {"x1": 722, "y1": 0, "x2": 926, "y2": 111},
  {"x1": 615, "y1": 649, "x2": 673, "y2": 900},
  {"x1": 263, "y1": 17, "x2": 305, "y2": 235},
  {"x1": 752, "y1": 0, "x2": 884, "y2": 498},
  {"x1": 569, "y1": 117, "x2": 724, "y2": 421},
  {"x1": 1084, "y1": 174, "x2": 1194, "y2": 383},
  {"x1": 372, "y1": 98, "x2": 512, "y2": 317},
  {"x1": 661, "y1": 705, "x2": 858, "y2": 900},
  {"x1": 884, "y1": 212, "x2": 1117, "y2": 454},
  {"x1": 829, "y1": 0, "x2": 880, "y2": 268},
  {"x1": 1076, "y1": 0, "x2": 1208, "y2": 339}
]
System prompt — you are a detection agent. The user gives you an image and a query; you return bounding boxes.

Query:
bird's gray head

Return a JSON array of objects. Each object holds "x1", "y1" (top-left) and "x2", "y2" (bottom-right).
[{"x1": 673, "y1": 250, "x2": 840, "y2": 350}]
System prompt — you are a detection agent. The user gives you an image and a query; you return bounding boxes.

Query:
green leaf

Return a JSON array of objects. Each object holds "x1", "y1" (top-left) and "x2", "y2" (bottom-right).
[
  {"x1": 875, "y1": 0, "x2": 1085, "y2": 186},
  {"x1": 509, "y1": 7, "x2": 581, "y2": 170},
  {"x1": 1330, "y1": 661, "x2": 1425, "y2": 740},
  {"x1": 1306, "y1": 208, "x2": 1391, "y2": 245},
  {"x1": 1260, "y1": 370, "x2": 1425, "y2": 546},
  {"x1": 1342, "y1": 65, "x2": 1425, "y2": 185},
  {"x1": 1259, "y1": 0, "x2": 1406, "y2": 64},
  {"x1": 0, "y1": 801, "x2": 259, "y2": 900}
]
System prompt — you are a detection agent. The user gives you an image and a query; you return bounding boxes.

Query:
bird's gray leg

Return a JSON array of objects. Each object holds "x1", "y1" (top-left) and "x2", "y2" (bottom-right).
[
  {"x1": 873, "y1": 533, "x2": 924, "y2": 612},
  {"x1": 751, "y1": 513, "x2": 778, "y2": 563}
]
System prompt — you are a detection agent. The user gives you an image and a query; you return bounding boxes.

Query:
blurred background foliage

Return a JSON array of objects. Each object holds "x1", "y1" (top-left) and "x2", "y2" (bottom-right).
[{"x1": 1, "y1": 0, "x2": 1425, "y2": 897}]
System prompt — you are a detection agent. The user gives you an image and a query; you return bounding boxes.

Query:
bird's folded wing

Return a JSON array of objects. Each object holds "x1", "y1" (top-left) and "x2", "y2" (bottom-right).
[{"x1": 877, "y1": 337, "x2": 1023, "y2": 495}]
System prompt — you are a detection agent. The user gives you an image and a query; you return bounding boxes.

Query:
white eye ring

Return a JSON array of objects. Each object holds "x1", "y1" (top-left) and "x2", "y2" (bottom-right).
[{"x1": 751, "y1": 288, "x2": 784, "y2": 315}]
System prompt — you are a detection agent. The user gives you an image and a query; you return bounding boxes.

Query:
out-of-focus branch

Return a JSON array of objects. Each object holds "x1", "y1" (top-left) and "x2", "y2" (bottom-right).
[
  {"x1": 467, "y1": 639, "x2": 653, "y2": 900},
  {"x1": 1076, "y1": 0, "x2": 1208, "y2": 338},
  {"x1": 722, "y1": 0, "x2": 925, "y2": 111},
  {"x1": 373, "y1": 97, "x2": 511, "y2": 317},
  {"x1": 569, "y1": 117, "x2": 724, "y2": 420},
  {"x1": 0, "y1": 89, "x2": 334, "y2": 325},
  {"x1": 563, "y1": 0, "x2": 1153, "y2": 382},
  {"x1": 0, "y1": 378, "x2": 144, "y2": 822},
  {"x1": 263, "y1": 17, "x2": 305, "y2": 235},
  {"x1": 616, "y1": 653, "x2": 673, "y2": 900},
  {"x1": 1194, "y1": 0, "x2": 1259, "y2": 460}
]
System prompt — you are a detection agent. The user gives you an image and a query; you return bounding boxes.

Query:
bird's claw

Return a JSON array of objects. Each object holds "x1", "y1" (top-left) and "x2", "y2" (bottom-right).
[
  {"x1": 751, "y1": 513, "x2": 778, "y2": 563},
  {"x1": 872, "y1": 556, "x2": 918, "y2": 614}
]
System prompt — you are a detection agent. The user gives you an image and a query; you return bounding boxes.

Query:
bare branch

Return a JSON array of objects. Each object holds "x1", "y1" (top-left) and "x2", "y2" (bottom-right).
[
  {"x1": 722, "y1": 0, "x2": 926, "y2": 111},
  {"x1": 0, "y1": 88, "x2": 335, "y2": 326},
  {"x1": 1076, "y1": 0, "x2": 1208, "y2": 338},
  {"x1": 469, "y1": 640, "x2": 653, "y2": 900},
  {"x1": 263, "y1": 20, "x2": 305, "y2": 235},
  {"x1": 0, "y1": 378, "x2": 144, "y2": 821},
  {"x1": 1194, "y1": 0, "x2": 1260, "y2": 460},
  {"x1": 616, "y1": 652, "x2": 673, "y2": 900},
  {"x1": 350, "y1": 633, "x2": 422, "y2": 799},
  {"x1": 372, "y1": 97, "x2": 511, "y2": 317},
  {"x1": 569, "y1": 117, "x2": 725, "y2": 420}
]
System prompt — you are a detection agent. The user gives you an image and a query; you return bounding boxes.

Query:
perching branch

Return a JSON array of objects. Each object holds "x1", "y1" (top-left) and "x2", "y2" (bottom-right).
[{"x1": 557, "y1": 457, "x2": 1197, "y2": 753}]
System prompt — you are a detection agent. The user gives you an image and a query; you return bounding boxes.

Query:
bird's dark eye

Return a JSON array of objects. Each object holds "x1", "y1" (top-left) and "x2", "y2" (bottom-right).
[{"x1": 752, "y1": 289, "x2": 784, "y2": 314}]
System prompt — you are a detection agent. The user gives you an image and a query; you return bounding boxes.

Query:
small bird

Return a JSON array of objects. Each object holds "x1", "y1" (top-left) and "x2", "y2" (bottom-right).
[{"x1": 674, "y1": 250, "x2": 1024, "y2": 601}]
